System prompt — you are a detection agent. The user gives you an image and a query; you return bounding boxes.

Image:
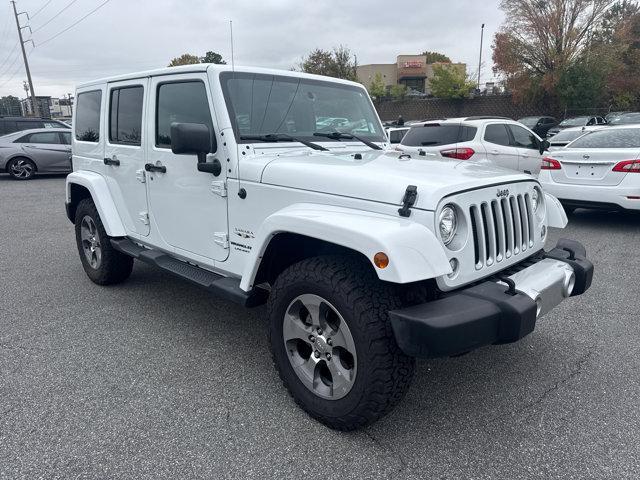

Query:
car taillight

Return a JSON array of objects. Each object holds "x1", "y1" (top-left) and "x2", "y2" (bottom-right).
[
  {"x1": 440, "y1": 147, "x2": 475, "y2": 160},
  {"x1": 612, "y1": 159, "x2": 640, "y2": 173},
  {"x1": 541, "y1": 157, "x2": 562, "y2": 170}
]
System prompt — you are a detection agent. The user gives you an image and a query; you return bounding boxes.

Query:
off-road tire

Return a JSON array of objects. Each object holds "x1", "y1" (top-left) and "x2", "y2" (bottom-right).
[
  {"x1": 74, "y1": 198, "x2": 133, "y2": 285},
  {"x1": 268, "y1": 255, "x2": 415, "y2": 430}
]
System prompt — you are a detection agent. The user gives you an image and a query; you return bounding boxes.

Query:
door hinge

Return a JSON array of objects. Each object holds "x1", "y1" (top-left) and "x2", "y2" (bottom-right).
[
  {"x1": 136, "y1": 169, "x2": 146, "y2": 183},
  {"x1": 210, "y1": 180, "x2": 227, "y2": 197},
  {"x1": 139, "y1": 211, "x2": 149, "y2": 225},
  {"x1": 213, "y1": 232, "x2": 229, "y2": 249}
]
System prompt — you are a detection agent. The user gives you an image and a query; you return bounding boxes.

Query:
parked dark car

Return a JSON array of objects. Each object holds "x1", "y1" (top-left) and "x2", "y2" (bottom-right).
[
  {"x1": 517, "y1": 116, "x2": 558, "y2": 137},
  {"x1": 607, "y1": 112, "x2": 640, "y2": 125},
  {"x1": 547, "y1": 116, "x2": 606, "y2": 137},
  {"x1": 0, "y1": 116, "x2": 70, "y2": 136}
]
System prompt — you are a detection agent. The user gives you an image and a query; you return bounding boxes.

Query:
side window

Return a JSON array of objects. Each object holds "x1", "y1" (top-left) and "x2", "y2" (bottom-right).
[
  {"x1": 156, "y1": 81, "x2": 213, "y2": 149},
  {"x1": 483, "y1": 124, "x2": 511, "y2": 146},
  {"x1": 109, "y1": 85, "x2": 144, "y2": 145},
  {"x1": 586, "y1": 117, "x2": 596, "y2": 126},
  {"x1": 60, "y1": 132, "x2": 71, "y2": 145},
  {"x1": 76, "y1": 90, "x2": 102, "y2": 142},
  {"x1": 23, "y1": 132, "x2": 61, "y2": 144},
  {"x1": 14, "y1": 134, "x2": 31, "y2": 143},
  {"x1": 509, "y1": 124, "x2": 537, "y2": 149}
]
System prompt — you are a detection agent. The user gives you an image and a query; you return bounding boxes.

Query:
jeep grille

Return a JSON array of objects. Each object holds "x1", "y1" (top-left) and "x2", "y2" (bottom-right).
[{"x1": 469, "y1": 193, "x2": 534, "y2": 271}]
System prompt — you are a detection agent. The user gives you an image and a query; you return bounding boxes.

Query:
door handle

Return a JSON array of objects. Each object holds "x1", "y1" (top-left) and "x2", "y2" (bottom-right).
[
  {"x1": 145, "y1": 163, "x2": 166, "y2": 173},
  {"x1": 490, "y1": 149, "x2": 499, "y2": 154},
  {"x1": 104, "y1": 157, "x2": 120, "y2": 166}
]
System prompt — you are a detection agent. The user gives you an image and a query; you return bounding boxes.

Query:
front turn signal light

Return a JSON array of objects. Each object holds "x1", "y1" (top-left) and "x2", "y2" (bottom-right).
[{"x1": 373, "y1": 252, "x2": 389, "y2": 269}]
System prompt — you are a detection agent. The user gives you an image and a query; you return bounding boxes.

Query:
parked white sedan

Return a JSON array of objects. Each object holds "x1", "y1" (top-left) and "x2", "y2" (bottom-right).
[{"x1": 539, "y1": 125, "x2": 640, "y2": 212}]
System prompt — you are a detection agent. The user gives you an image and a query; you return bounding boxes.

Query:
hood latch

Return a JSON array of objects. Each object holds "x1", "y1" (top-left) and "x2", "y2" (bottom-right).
[{"x1": 398, "y1": 185, "x2": 418, "y2": 217}]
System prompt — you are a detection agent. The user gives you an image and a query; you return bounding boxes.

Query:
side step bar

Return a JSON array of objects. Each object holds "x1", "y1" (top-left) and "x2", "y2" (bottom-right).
[{"x1": 110, "y1": 238, "x2": 267, "y2": 307}]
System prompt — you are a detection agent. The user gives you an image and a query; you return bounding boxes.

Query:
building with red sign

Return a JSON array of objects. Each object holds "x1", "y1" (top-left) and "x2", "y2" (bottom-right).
[{"x1": 357, "y1": 55, "x2": 466, "y2": 95}]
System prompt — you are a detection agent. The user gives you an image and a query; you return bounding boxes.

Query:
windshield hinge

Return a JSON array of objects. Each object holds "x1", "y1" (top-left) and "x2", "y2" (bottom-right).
[
  {"x1": 136, "y1": 169, "x2": 146, "y2": 183},
  {"x1": 213, "y1": 232, "x2": 229, "y2": 249},
  {"x1": 139, "y1": 211, "x2": 149, "y2": 225},
  {"x1": 398, "y1": 185, "x2": 418, "y2": 217},
  {"x1": 210, "y1": 180, "x2": 227, "y2": 197}
]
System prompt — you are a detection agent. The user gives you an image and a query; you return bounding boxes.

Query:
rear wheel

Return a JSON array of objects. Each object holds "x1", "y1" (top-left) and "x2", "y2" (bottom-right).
[
  {"x1": 268, "y1": 255, "x2": 415, "y2": 430},
  {"x1": 7, "y1": 157, "x2": 36, "y2": 180},
  {"x1": 74, "y1": 198, "x2": 133, "y2": 285}
]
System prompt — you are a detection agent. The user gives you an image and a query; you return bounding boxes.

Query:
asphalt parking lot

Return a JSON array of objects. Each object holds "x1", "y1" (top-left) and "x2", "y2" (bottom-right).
[{"x1": 1, "y1": 175, "x2": 639, "y2": 480}]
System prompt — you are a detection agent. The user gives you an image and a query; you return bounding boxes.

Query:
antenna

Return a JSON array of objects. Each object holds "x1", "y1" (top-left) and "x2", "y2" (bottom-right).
[{"x1": 230, "y1": 20, "x2": 245, "y2": 198}]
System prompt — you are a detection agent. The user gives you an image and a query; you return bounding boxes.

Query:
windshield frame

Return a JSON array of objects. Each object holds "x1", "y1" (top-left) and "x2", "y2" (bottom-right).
[{"x1": 219, "y1": 71, "x2": 386, "y2": 144}]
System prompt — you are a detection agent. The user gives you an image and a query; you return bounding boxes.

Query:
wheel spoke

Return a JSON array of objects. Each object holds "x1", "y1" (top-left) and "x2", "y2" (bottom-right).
[
  {"x1": 297, "y1": 294, "x2": 324, "y2": 327},
  {"x1": 283, "y1": 313, "x2": 312, "y2": 342},
  {"x1": 327, "y1": 359, "x2": 354, "y2": 396}
]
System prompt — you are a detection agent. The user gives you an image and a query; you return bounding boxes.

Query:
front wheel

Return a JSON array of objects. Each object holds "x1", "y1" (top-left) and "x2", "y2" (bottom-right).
[
  {"x1": 268, "y1": 255, "x2": 415, "y2": 430},
  {"x1": 74, "y1": 198, "x2": 133, "y2": 285}
]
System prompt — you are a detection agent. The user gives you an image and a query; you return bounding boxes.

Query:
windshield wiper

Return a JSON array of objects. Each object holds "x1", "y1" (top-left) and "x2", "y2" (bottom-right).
[
  {"x1": 313, "y1": 131, "x2": 382, "y2": 150},
  {"x1": 240, "y1": 133, "x2": 328, "y2": 151}
]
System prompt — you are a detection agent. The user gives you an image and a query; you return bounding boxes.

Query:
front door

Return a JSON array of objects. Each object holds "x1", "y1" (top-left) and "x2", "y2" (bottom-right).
[
  {"x1": 103, "y1": 79, "x2": 150, "y2": 236},
  {"x1": 145, "y1": 73, "x2": 229, "y2": 264}
]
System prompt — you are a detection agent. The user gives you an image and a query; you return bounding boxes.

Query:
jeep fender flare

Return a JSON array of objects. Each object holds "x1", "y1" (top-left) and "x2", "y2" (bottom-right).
[
  {"x1": 544, "y1": 192, "x2": 568, "y2": 229},
  {"x1": 66, "y1": 171, "x2": 126, "y2": 237},
  {"x1": 239, "y1": 203, "x2": 452, "y2": 291}
]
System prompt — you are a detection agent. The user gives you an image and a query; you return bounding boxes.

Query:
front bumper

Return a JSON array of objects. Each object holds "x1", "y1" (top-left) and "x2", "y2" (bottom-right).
[{"x1": 389, "y1": 238, "x2": 593, "y2": 358}]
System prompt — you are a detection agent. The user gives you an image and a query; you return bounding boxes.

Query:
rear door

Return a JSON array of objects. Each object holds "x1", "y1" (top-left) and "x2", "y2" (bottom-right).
[
  {"x1": 508, "y1": 123, "x2": 543, "y2": 175},
  {"x1": 482, "y1": 123, "x2": 517, "y2": 170},
  {"x1": 103, "y1": 79, "x2": 150, "y2": 237},
  {"x1": 549, "y1": 128, "x2": 640, "y2": 186}
]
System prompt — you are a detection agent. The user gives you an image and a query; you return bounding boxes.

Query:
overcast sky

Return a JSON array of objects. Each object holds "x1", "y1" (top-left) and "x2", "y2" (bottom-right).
[{"x1": 0, "y1": 0, "x2": 504, "y2": 99}]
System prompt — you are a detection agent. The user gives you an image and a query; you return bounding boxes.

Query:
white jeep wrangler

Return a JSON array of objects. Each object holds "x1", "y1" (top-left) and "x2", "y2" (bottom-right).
[{"x1": 65, "y1": 65, "x2": 594, "y2": 430}]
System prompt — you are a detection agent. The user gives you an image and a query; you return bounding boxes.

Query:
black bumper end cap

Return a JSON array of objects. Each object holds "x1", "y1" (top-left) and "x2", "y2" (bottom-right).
[
  {"x1": 544, "y1": 238, "x2": 593, "y2": 296},
  {"x1": 389, "y1": 282, "x2": 537, "y2": 359},
  {"x1": 65, "y1": 201, "x2": 74, "y2": 223}
]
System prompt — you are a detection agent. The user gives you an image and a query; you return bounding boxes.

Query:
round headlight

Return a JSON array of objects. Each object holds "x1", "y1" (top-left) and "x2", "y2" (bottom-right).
[
  {"x1": 439, "y1": 204, "x2": 458, "y2": 245},
  {"x1": 531, "y1": 188, "x2": 539, "y2": 213}
]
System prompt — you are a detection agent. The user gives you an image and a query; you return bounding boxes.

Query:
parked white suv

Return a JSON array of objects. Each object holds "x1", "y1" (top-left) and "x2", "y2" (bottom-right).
[
  {"x1": 65, "y1": 65, "x2": 593, "y2": 430},
  {"x1": 396, "y1": 117, "x2": 548, "y2": 175}
]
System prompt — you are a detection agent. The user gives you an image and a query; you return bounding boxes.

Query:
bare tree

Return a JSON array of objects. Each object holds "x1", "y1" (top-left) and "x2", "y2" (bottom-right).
[{"x1": 493, "y1": 0, "x2": 615, "y2": 100}]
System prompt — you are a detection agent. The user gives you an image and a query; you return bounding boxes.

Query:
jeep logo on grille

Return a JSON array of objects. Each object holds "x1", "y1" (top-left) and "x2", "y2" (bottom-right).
[{"x1": 496, "y1": 189, "x2": 509, "y2": 198}]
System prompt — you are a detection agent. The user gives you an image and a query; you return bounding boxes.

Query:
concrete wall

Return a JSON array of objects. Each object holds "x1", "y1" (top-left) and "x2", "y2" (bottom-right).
[{"x1": 375, "y1": 94, "x2": 545, "y2": 122}]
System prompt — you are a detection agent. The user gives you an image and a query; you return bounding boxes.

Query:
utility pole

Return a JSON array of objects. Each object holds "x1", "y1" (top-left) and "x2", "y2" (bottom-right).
[
  {"x1": 11, "y1": 0, "x2": 39, "y2": 117},
  {"x1": 477, "y1": 23, "x2": 485, "y2": 92}
]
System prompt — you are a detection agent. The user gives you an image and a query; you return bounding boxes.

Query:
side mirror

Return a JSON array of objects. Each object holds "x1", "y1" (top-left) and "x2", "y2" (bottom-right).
[
  {"x1": 170, "y1": 122, "x2": 215, "y2": 160},
  {"x1": 538, "y1": 139, "x2": 550, "y2": 155}
]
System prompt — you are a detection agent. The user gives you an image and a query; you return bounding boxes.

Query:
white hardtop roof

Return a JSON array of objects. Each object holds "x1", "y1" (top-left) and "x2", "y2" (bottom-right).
[{"x1": 76, "y1": 64, "x2": 365, "y2": 90}]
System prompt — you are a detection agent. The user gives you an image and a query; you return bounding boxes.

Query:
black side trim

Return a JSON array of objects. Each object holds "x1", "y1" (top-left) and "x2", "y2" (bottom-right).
[{"x1": 110, "y1": 238, "x2": 267, "y2": 307}]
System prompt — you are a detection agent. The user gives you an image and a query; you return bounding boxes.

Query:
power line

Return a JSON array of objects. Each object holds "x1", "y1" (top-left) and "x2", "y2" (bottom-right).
[
  {"x1": 32, "y1": 0, "x2": 79, "y2": 34},
  {"x1": 37, "y1": 0, "x2": 112, "y2": 47},
  {"x1": 0, "y1": 58, "x2": 24, "y2": 88},
  {"x1": 0, "y1": 42, "x2": 20, "y2": 72},
  {"x1": 30, "y1": 0, "x2": 53, "y2": 19}
]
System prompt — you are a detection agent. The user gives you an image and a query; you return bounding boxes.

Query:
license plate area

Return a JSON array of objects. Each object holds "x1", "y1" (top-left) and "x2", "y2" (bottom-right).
[{"x1": 564, "y1": 162, "x2": 610, "y2": 180}]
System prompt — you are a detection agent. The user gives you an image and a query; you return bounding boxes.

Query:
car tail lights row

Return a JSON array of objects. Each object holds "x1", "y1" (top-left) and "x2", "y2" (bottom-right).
[
  {"x1": 440, "y1": 147, "x2": 475, "y2": 160},
  {"x1": 612, "y1": 159, "x2": 640, "y2": 173},
  {"x1": 541, "y1": 157, "x2": 562, "y2": 170}
]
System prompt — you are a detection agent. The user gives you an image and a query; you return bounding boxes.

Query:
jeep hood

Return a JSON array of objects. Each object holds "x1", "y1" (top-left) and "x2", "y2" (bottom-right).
[{"x1": 253, "y1": 149, "x2": 532, "y2": 211}]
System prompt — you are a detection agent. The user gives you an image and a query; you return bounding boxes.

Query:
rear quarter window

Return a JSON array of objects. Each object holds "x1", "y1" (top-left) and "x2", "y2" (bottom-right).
[
  {"x1": 401, "y1": 124, "x2": 476, "y2": 147},
  {"x1": 76, "y1": 90, "x2": 102, "y2": 142},
  {"x1": 569, "y1": 128, "x2": 640, "y2": 148}
]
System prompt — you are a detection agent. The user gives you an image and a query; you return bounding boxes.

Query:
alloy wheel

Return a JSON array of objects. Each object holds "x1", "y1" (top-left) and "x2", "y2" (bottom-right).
[
  {"x1": 80, "y1": 215, "x2": 102, "y2": 269},
  {"x1": 10, "y1": 159, "x2": 34, "y2": 179},
  {"x1": 283, "y1": 294, "x2": 357, "y2": 400}
]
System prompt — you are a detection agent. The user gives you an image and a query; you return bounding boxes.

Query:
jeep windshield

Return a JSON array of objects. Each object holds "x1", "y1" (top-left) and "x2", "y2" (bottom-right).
[{"x1": 220, "y1": 72, "x2": 386, "y2": 144}]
